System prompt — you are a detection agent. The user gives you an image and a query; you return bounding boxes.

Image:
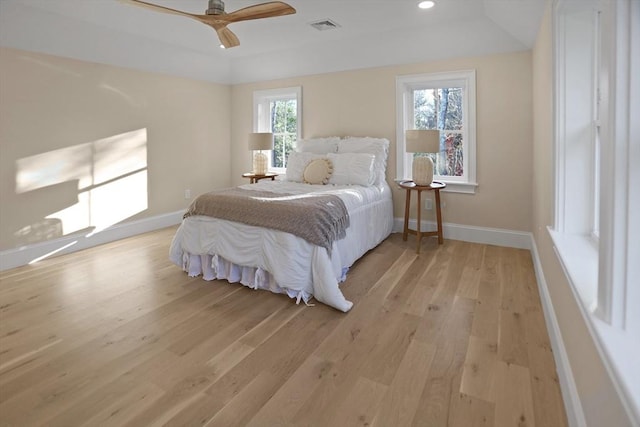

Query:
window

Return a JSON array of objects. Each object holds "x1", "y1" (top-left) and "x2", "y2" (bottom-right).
[
  {"x1": 553, "y1": 1, "x2": 602, "y2": 304},
  {"x1": 396, "y1": 70, "x2": 477, "y2": 193},
  {"x1": 552, "y1": 0, "x2": 639, "y2": 419},
  {"x1": 253, "y1": 87, "x2": 302, "y2": 173}
]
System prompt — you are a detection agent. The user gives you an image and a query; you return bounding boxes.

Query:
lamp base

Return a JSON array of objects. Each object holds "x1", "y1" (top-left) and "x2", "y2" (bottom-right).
[
  {"x1": 412, "y1": 156, "x2": 434, "y2": 186},
  {"x1": 253, "y1": 151, "x2": 268, "y2": 175}
]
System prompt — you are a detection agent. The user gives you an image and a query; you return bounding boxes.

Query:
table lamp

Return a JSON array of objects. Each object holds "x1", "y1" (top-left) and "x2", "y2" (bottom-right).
[
  {"x1": 406, "y1": 129, "x2": 440, "y2": 186},
  {"x1": 248, "y1": 132, "x2": 273, "y2": 175}
]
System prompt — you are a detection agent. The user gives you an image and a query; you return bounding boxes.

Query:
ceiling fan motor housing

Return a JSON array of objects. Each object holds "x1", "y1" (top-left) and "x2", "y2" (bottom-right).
[{"x1": 206, "y1": 0, "x2": 225, "y2": 15}]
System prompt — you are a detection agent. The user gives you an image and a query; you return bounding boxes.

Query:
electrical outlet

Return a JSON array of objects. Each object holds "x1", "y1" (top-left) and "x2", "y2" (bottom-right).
[
  {"x1": 424, "y1": 198, "x2": 433, "y2": 210},
  {"x1": 184, "y1": 189, "x2": 191, "y2": 199}
]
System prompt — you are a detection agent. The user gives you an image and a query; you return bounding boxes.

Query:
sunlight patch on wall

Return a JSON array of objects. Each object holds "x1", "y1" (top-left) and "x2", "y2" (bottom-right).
[
  {"x1": 14, "y1": 128, "x2": 148, "y2": 242},
  {"x1": 48, "y1": 170, "x2": 148, "y2": 236},
  {"x1": 16, "y1": 144, "x2": 93, "y2": 193}
]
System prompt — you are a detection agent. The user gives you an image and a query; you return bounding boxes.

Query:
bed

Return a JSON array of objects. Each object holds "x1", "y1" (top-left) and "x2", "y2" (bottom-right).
[{"x1": 169, "y1": 137, "x2": 394, "y2": 312}]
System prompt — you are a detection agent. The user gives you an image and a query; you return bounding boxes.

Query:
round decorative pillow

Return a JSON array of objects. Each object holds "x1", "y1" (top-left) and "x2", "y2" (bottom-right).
[{"x1": 303, "y1": 158, "x2": 333, "y2": 185}]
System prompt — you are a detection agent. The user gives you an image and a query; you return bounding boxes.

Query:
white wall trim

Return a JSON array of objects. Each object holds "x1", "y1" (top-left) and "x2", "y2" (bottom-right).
[
  {"x1": 392, "y1": 218, "x2": 532, "y2": 249},
  {"x1": 0, "y1": 210, "x2": 184, "y2": 271},
  {"x1": 530, "y1": 236, "x2": 588, "y2": 427}
]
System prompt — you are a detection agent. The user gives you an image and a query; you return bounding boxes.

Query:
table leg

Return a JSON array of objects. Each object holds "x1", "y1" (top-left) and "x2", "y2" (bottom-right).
[
  {"x1": 416, "y1": 189, "x2": 422, "y2": 254},
  {"x1": 435, "y1": 189, "x2": 443, "y2": 244},
  {"x1": 403, "y1": 189, "x2": 411, "y2": 241}
]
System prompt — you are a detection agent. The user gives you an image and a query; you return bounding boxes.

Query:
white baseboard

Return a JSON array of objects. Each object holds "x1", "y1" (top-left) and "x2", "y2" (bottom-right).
[
  {"x1": 392, "y1": 218, "x2": 533, "y2": 249},
  {"x1": 530, "y1": 237, "x2": 587, "y2": 427},
  {"x1": 0, "y1": 210, "x2": 184, "y2": 271}
]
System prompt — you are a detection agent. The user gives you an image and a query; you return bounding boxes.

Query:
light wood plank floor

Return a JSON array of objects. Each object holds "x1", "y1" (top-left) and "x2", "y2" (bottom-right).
[{"x1": 0, "y1": 227, "x2": 567, "y2": 427}]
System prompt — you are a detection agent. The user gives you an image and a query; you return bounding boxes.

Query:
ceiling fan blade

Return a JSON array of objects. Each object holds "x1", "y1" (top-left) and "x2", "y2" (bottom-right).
[
  {"x1": 119, "y1": 0, "x2": 293, "y2": 49},
  {"x1": 216, "y1": 26, "x2": 240, "y2": 49},
  {"x1": 117, "y1": 0, "x2": 197, "y2": 19},
  {"x1": 223, "y1": 1, "x2": 296, "y2": 24}
]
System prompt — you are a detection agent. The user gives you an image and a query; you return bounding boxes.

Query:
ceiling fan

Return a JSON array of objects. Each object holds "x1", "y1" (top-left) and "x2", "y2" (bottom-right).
[{"x1": 118, "y1": 0, "x2": 296, "y2": 49}]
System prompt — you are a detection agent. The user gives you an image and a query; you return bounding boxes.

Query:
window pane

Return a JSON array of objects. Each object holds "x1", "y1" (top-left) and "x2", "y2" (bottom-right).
[
  {"x1": 285, "y1": 100, "x2": 297, "y2": 134},
  {"x1": 414, "y1": 89, "x2": 436, "y2": 129},
  {"x1": 272, "y1": 134, "x2": 284, "y2": 168},
  {"x1": 271, "y1": 101, "x2": 286, "y2": 133},
  {"x1": 413, "y1": 88, "x2": 463, "y2": 132},
  {"x1": 430, "y1": 133, "x2": 464, "y2": 177},
  {"x1": 270, "y1": 99, "x2": 297, "y2": 169},
  {"x1": 272, "y1": 134, "x2": 295, "y2": 168},
  {"x1": 438, "y1": 88, "x2": 463, "y2": 131},
  {"x1": 270, "y1": 99, "x2": 298, "y2": 134},
  {"x1": 413, "y1": 88, "x2": 464, "y2": 177}
]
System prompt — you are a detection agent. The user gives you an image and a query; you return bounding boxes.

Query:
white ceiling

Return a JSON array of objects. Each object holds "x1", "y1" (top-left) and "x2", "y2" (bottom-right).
[{"x1": 0, "y1": 0, "x2": 545, "y2": 84}]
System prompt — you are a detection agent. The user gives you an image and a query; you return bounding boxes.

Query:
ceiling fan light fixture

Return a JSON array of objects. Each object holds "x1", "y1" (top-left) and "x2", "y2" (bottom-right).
[{"x1": 418, "y1": 1, "x2": 435, "y2": 9}]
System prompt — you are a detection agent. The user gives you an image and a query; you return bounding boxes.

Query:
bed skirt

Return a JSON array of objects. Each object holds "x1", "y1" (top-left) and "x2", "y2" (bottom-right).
[{"x1": 181, "y1": 252, "x2": 348, "y2": 306}]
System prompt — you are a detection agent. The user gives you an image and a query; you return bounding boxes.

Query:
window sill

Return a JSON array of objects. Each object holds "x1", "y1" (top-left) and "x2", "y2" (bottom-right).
[
  {"x1": 548, "y1": 227, "x2": 598, "y2": 311},
  {"x1": 394, "y1": 179, "x2": 477, "y2": 194},
  {"x1": 548, "y1": 226, "x2": 640, "y2": 422}
]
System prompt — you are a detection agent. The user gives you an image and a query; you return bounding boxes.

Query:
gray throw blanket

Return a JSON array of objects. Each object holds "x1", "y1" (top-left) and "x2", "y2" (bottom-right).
[{"x1": 183, "y1": 188, "x2": 350, "y2": 252}]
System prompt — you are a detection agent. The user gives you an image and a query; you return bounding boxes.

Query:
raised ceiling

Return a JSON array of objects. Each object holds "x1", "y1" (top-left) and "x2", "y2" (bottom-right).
[{"x1": 0, "y1": 0, "x2": 545, "y2": 84}]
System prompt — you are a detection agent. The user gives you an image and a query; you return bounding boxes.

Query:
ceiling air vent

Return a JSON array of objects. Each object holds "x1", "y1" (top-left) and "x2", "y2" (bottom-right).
[{"x1": 309, "y1": 19, "x2": 341, "y2": 31}]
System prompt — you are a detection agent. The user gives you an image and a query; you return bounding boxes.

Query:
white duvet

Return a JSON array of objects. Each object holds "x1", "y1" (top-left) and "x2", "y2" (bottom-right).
[{"x1": 169, "y1": 180, "x2": 394, "y2": 312}]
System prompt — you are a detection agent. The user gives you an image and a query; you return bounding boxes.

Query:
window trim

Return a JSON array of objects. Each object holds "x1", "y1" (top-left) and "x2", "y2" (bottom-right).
[
  {"x1": 252, "y1": 86, "x2": 302, "y2": 173},
  {"x1": 395, "y1": 70, "x2": 478, "y2": 194},
  {"x1": 552, "y1": 0, "x2": 639, "y2": 420}
]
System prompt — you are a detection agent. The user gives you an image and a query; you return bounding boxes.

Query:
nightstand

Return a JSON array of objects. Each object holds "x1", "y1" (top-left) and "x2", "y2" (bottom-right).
[
  {"x1": 398, "y1": 180, "x2": 446, "y2": 254},
  {"x1": 242, "y1": 172, "x2": 278, "y2": 184}
]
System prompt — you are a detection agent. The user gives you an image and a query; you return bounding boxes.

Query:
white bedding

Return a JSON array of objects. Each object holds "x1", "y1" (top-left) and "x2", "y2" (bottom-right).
[{"x1": 169, "y1": 180, "x2": 394, "y2": 312}]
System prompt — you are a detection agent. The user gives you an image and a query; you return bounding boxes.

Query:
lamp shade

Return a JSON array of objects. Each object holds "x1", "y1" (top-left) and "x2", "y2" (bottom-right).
[
  {"x1": 248, "y1": 132, "x2": 273, "y2": 151},
  {"x1": 405, "y1": 129, "x2": 440, "y2": 153}
]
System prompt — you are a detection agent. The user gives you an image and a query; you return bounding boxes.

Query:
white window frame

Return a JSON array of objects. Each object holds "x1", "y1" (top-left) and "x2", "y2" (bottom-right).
[
  {"x1": 396, "y1": 70, "x2": 478, "y2": 194},
  {"x1": 550, "y1": 0, "x2": 639, "y2": 421},
  {"x1": 253, "y1": 86, "x2": 302, "y2": 174}
]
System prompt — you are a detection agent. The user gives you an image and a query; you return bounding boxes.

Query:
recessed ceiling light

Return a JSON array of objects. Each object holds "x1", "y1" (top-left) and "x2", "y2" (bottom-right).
[{"x1": 418, "y1": 1, "x2": 435, "y2": 9}]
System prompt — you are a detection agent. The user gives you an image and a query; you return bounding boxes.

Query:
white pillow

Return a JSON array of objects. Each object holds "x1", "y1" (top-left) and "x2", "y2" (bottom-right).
[
  {"x1": 285, "y1": 151, "x2": 323, "y2": 182},
  {"x1": 295, "y1": 137, "x2": 340, "y2": 154},
  {"x1": 337, "y1": 137, "x2": 390, "y2": 186},
  {"x1": 327, "y1": 153, "x2": 375, "y2": 186}
]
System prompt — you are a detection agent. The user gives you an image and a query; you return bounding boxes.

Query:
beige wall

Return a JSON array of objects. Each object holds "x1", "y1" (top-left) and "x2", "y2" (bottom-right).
[
  {"x1": 531, "y1": 4, "x2": 632, "y2": 426},
  {"x1": 0, "y1": 48, "x2": 532, "y2": 252},
  {"x1": 231, "y1": 51, "x2": 533, "y2": 232},
  {"x1": 0, "y1": 47, "x2": 231, "y2": 252}
]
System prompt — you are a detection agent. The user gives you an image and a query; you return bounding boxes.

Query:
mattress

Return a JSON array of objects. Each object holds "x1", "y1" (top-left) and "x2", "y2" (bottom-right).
[{"x1": 169, "y1": 180, "x2": 394, "y2": 312}]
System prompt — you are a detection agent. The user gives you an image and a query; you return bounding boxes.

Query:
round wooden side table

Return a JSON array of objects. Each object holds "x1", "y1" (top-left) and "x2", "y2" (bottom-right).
[
  {"x1": 398, "y1": 180, "x2": 446, "y2": 254},
  {"x1": 242, "y1": 172, "x2": 278, "y2": 184}
]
